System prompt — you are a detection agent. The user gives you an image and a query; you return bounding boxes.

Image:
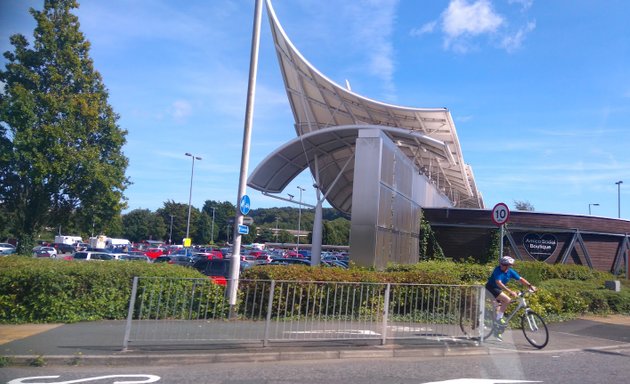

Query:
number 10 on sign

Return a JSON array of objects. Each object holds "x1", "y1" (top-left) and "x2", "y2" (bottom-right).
[{"x1": 491, "y1": 202, "x2": 510, "y2": 226}]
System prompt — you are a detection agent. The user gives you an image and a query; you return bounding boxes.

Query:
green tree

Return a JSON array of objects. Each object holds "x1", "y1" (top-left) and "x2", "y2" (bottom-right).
[
  {"x1": 276, "y1": 229, "x2": 294, "y2": 244},
  {"x1": 156, "y1": 201, "x2": 193, "y2": 245},
  {"x1": 122, "y1": 209, "x2": 166, "y2": 242},
  {"x1": 321, "y1": 218, "x2": 350, "y2": 245},
  {"x1": 202, "y1": 200, "x2": 236, "y2": 244},
  {"x1": 194, "y1": 211, "x2": 212, "y2": 245},
  {"x1": 0, "y1": 0, "x2": 129, "y2": 252},
  {"x1": 514, "y1": 200, "x2": 535, "y2": 211}
]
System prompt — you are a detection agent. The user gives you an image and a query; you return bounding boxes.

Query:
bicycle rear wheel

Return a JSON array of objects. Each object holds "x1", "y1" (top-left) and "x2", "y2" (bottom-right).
[{"x1": 521, "y1": 310, "x2": 548, "y2": 349}]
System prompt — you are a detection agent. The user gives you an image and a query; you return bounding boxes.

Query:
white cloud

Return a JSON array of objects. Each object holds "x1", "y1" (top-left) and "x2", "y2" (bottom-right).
[
  {"x1": 442, "y1": 0, "x2": 504, "y2": 39},
  {"x1": 410, "y1": 21, "x2": 437, "y2": 36},
  {"x1": 171, "y1": 100, "x2": 192, "y2": 121},
  {"x1": 500, "y1": 20, "x2": 536, "y2": 53},
  {"x1": 412, "y1": 0, "x2": 535, "y2": 53},
  {"x1": 344, "y1": 1, "x2": 399, "y2": 100},
  {"x1": 509, "y1": 0, "x2": 534, "y2": 11}
]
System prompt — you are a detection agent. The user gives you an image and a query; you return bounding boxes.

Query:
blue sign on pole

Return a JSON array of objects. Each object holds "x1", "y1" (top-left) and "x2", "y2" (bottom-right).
[
  {"x1": 240, "y1": 195, "x2": 251, "y2": 215},
  {"x1": 238, "y1": 224, "x2": 249, "y2": 235}
]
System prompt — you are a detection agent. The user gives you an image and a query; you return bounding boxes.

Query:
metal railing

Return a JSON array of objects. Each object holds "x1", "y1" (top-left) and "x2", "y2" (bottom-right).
[{"x1": 123, "y1": 277, "x2": 485, "y2": 349}]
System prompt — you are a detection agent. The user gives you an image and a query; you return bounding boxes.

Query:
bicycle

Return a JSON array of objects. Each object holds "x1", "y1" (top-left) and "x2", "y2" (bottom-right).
[{"x1": 460, "y1": 289, "x2": 549, "y2": 349}]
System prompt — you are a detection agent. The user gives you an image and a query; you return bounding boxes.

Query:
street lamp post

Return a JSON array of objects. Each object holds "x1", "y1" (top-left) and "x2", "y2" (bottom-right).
[
  {"x1": 588, "y1": 203, "x2": 599, "y2": 215},
  {"x1": 616, "y1": 181, "x2": 623, "y2": 218},
  {"x1": 185, "y1": 153, "x2": 202, "y2": 243},
  {"x1": 297, "y1": 186, "x2": 305, "y2": 252},
  {"x1": 210, "y1": 207, "x2": 216, "y2": 244},
  {"x1": 168, "y1": 215, "x2": 174, "y2": 244}
]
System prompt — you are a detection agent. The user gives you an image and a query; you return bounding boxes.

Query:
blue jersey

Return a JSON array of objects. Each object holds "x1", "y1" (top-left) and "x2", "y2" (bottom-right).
[{"x1": 486, "y1": 266, "x2": 521, "y2": 291}]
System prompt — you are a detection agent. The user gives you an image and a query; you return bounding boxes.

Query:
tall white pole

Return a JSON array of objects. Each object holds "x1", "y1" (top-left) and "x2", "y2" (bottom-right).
[
  {"x1": 185, "y1": 153, "x2": 201, "y2": 242},
  {"x1": 210, "y1": 207, "x2": 216, "y2": 244},
  {"x1": 297, "y1": 186, "x2": 305, "y2": 252},
  {"x1": 228, "y1": 0, "x2": 263, "y2": 315},
  {"x1": 616, "y1": 181, "x2": 623, "y2": 218},
  {"x1": 168, "y1": 215, "x2": 174, "y2": 244}
]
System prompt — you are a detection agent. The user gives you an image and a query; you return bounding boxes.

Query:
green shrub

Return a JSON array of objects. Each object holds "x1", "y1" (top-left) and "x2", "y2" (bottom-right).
[{"x1": 0, "y1": 256, "x2": 206, "y2": 323}]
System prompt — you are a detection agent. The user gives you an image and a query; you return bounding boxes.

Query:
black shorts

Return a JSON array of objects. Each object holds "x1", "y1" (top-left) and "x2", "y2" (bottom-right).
[{"x1": 485, "y1": 283, "x2": 503, "y2": 298}]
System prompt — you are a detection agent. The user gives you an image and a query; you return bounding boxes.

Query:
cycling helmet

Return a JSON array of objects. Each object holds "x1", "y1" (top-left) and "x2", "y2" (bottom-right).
[
  {"x1": 500, "y1": 256, "x2": 515, "y2": 266},
  {"x1": 499, "y1": 256, "x2": 514, "y2": 265}
]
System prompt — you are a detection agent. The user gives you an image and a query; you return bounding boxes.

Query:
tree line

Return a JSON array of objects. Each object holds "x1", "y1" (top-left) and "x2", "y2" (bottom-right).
[{"x1": 121, "y1": 200, "x2": 350, "y2": 246}]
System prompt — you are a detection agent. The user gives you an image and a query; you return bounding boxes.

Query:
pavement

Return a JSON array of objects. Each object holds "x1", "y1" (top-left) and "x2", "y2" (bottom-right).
[{"x1": 1, "y1": 315, "x2": 629, "y2": 367}]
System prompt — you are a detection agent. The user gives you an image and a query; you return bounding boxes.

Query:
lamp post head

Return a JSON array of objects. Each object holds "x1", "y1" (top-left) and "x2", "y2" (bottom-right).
[
  {"x1": 616, "y1": 180, "x2": 623, "y2": 185},
  {"x1": 185, "y1": 152, "x2": 202, "y2": 160}
]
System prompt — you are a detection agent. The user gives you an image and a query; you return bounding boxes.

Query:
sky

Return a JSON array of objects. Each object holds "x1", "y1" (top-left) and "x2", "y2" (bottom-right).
[{"x1": 1, "y1": 0, "x2": 629, "y2": 220}]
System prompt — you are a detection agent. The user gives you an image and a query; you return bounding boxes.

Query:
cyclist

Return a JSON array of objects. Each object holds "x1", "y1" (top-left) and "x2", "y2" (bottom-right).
[{"x1": 486, "y1": 256, "x2": 536, "y2": 340}]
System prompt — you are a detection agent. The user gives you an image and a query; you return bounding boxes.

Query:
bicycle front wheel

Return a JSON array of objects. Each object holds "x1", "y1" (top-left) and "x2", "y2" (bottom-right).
[{"x1": 521, "y1": 310, "x2": 548, "y2": 349}]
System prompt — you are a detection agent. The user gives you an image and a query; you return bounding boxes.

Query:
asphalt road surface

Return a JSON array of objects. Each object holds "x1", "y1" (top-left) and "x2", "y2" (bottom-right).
[{"x1": 3, "y1": 346, "x2": 630, "y2": 384}]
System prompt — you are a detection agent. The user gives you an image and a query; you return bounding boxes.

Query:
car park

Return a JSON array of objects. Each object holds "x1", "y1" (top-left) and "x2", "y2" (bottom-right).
[
  {"x1": 0, "y1": 243, "x2": 16, "y2": 256},
  {"x1": 72, "y1": 251, "x2": 115, "y2": 261}
]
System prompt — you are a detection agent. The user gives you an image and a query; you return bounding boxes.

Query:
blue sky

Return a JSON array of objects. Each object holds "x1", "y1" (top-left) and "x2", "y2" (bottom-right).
[{"x1": 1, "y1": 0, "x2": 629, "y2": 219}]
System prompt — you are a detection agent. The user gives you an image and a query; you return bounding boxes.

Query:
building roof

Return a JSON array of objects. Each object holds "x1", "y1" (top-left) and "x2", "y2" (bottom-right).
[{"x1": 247, "y1": 0, "x2": 484, "y2": 211}]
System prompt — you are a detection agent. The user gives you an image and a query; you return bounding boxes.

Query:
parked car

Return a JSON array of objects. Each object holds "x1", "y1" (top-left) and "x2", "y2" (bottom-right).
[
  {"x1": 192, "y1": 259, "x2": 251, "y2": 286},
  {"x1": 75, "y1": 242, "x2": 89, "y2": 251},
  {"x1": 53, "y1": 243, "x2": 76, "y2": 254},
  {"x1": 0, "y1": 243, "x2": 16, "y2": 256},
  {"x1": 154, "y1": 255, "x2": 197, "y2": 267},
  {"x1": 268, "y1": 258, "x2": 311, "y2": 266},
  {"x1": 119, "y1": 254, "x2": 151, "y2": 263},
  {"x1": 32, "y1": 246, "x2": 58, "y2": 258},
  {"x1": 194, "y1": 249, "x2": 224, "y2": 260},
  {"x1": 144, "y1": 247, "x2": 164, "y2": 259},
  {"x1": 72, "y1": 251, "x2": 115, "y2": 261}
]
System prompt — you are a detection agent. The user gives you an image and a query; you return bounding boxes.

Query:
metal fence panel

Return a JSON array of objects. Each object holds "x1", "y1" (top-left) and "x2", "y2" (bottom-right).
[{"x1": 123, "y1": 277, "x2": 484, "y2": 348}]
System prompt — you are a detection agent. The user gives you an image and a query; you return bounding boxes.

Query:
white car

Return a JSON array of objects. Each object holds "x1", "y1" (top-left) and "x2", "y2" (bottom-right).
[
  {"x1": 72, "y1": 251, "x2": 115, "y2": 261},
  {"x1": 33, "y1": 246, "x2": 58, "y2": 258},
  {"x1": 0, "y1": 243, "x2": 17, "y2": 255}
]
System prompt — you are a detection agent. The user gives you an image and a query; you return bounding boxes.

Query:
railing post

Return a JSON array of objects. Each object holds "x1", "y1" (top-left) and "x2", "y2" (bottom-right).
[
  {"x1": 477, "y1": 285, "x2": 485, "y2": 345},
  {"x1": 263, "y1": 280, "x2": 276, "y2": 347},
  {"x1": 381, "y1": 283, "x2": 391, "y2": 345},
  {"x1": 122, "y1": 276, "x2": 139, "y2": 351}
]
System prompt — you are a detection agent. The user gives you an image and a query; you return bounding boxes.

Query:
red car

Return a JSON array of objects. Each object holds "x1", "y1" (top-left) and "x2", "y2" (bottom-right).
[
  {"x1": 144, "y1": 247, "x2": 164, "y2": 259},
  {"x1": 195, "y1": 249, "x2": 223, "y2": 260}
]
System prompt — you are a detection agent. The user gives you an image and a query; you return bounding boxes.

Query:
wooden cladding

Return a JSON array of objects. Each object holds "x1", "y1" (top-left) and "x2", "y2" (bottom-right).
[{"x1": 423, "y1": 208, "x2": 630, "y2": 274}]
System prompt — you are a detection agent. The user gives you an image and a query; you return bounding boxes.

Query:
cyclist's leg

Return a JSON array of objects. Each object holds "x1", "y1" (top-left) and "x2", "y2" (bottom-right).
[{"x1": 495, "y1": 292, "x2": 510, "y2": 322}]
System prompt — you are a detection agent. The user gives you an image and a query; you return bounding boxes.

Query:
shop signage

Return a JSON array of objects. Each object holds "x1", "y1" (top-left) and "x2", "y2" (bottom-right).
[{"x1": 523, "y1": 233, "x2": 558, "y2": 260}]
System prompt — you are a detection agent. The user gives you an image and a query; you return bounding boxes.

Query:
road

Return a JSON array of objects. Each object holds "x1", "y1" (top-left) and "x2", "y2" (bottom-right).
[{"x1": 3, "y1": 347, "x2": 629, "y2": 384}]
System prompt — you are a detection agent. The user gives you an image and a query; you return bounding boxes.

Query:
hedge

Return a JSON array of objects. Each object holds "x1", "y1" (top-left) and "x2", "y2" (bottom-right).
[
  {"x1": 1, "y1": 256, "x2": 628, "y2": 324},
  {"x1": 0, "y1": 256, "x2": 205, "y2": 323}
]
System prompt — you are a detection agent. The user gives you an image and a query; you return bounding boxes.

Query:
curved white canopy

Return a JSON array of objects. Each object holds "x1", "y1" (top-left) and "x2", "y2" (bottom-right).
[{"x1": 250, "y1": 0, "x2": 484, "y2": 211}]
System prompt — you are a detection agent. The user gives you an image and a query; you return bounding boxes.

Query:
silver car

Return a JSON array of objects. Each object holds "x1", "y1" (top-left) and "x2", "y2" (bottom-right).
[{"x1": 0, "y1": 243, "x2": 16, "y2": 255}]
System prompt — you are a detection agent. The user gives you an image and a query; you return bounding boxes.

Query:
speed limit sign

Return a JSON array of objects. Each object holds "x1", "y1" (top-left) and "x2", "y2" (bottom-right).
[{"x1": 491, "y1": 202, "x2": 510, "y2": 226}]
